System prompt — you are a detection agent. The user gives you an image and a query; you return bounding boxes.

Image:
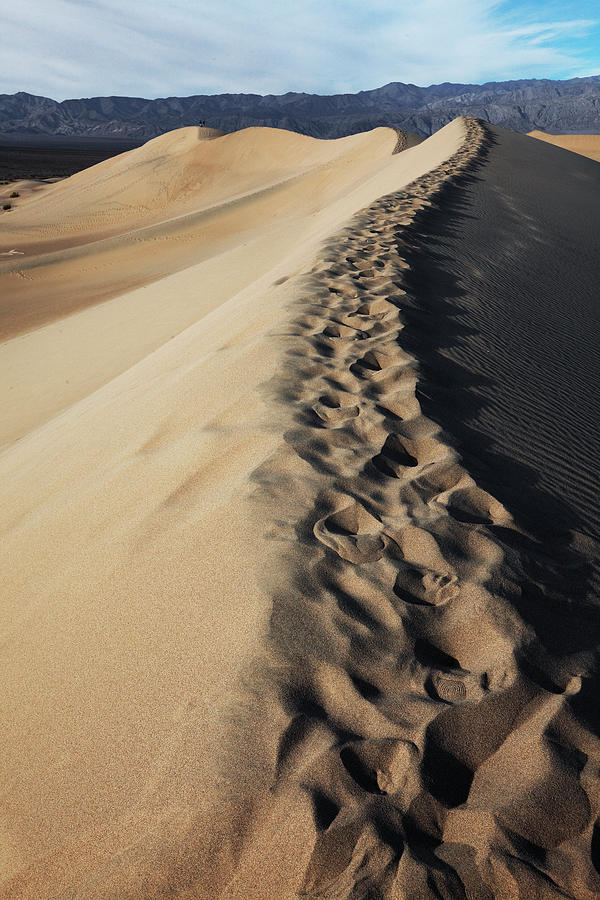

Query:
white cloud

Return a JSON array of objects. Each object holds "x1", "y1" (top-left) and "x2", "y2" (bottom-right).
[{"x1": 0, "y1": 0, "x2": 597, "y2": 100}]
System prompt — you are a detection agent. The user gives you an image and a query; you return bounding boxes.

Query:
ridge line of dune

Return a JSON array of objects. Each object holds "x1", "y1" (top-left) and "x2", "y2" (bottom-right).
[{"x1": 239, "y1": 118, "x2": 600, "y2": 898}]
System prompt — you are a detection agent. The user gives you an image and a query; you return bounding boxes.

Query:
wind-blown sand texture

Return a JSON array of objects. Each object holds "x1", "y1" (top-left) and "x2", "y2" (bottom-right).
[
  {"x1": 528, "y1": 129, "x2": 600, "y2": 162},
  {"x1": 0, "y1": 118, "x2": 599, "y2": 898}
]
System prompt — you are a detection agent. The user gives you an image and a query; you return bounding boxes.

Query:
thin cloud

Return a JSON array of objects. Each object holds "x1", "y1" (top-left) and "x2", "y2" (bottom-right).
[{"x1": 0, "y1": 0, "x2": 598, "y2": 100}]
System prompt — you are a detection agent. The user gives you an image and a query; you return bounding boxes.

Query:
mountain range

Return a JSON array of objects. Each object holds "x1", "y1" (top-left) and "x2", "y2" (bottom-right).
[{"x1": 1, "y1": 76, "x2": 600, "y2": 140}]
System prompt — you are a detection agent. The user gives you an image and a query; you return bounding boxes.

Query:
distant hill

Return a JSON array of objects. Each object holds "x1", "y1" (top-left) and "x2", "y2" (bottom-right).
[{"x1": 1, "y1": 76, "x2": 600, "y2": 140}]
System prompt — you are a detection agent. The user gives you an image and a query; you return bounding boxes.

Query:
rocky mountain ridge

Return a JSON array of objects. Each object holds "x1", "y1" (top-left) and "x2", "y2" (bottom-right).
[{"x1": 1, "y1": 76, "x2": 599, "y2": 140}]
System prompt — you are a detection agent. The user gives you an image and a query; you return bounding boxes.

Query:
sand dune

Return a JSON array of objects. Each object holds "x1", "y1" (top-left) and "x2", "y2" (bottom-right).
[
  {"x1": 0, "y1": 125, "x2": 398, "y2": 253},
  {"x1": 528, "y1": 129, "x2": 600, "y2": 162},
  {"x1": 1, "y1": 115, "x2": 599, "y2": 899},
  {"x1": 0, "y1": 121, "x2": 465, "y2": 897},
  {"x1": 0, "y1": 124, "x2": 455, "y2": 448}
]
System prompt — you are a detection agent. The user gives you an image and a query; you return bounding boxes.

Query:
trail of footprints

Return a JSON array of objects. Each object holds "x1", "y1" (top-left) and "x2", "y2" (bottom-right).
[{"x1": 267, "y1": 119, "x2": 599, "y2": 899}]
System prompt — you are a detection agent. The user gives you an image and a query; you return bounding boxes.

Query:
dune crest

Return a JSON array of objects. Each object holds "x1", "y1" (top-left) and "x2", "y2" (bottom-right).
[
  {"x1": 220, "y1": 117, "x2": 600, "y2": 899},
  {"x1": 229, "y1": 118, "x2": 597, "y2": 899}
]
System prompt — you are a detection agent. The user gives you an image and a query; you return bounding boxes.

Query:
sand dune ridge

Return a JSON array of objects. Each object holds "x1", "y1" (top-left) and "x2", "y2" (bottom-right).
[{"x1": 235, "y1": 118, "x2": 600, "y2": 898}]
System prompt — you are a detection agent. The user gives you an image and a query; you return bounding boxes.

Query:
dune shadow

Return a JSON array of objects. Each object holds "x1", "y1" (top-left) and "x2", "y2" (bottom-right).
[{"x1": 396, "y1": 130, "x2": 598, "y2": 600}]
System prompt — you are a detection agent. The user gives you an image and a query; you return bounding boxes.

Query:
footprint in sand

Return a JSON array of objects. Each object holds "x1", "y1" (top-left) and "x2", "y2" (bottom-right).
[
  {"x1": 345, "y1": 254, "x2": 369, "y2": 265},
  {"x1": 314, "y1": 499, "x2": 385, "y2": 564},
  {"x1": 312, "y1": 395, "x2": 360, "y2": 428},
  {"x1": 349, "y1": 348, "x2": 401, "y2": 378},
  {"x1": 349, "y1": 298, "x2": 397, "y2": 319},
  {"x1": 427, "y1": 671, "x2": 481, "y2": 704},
  {"x1": 414, "y1": 639, "x2": 497, "y2": 705},
  {"x1": 429, "y1": 673, "x2": 468, "y2": 703},
  {"x1": 436, "y1": 485, "x2": 511, "y2": 526},
  {"x1": 394, "y1": 566, "x2": 460, "y2": 607},
  {"x1": 376, "y1": 390, "x2": 421, "y2": 422},
  {"x1": 371, "y1": 433, "x2": 419, "y2": 478},
  {"x1": 339, "y1": 738, "x2": 420, "y2": 797},
  {"x1": 326, "y1": 283, "x2": 359, "y2": 300},
  {"x1": 321, "y1": 322, "x2": 367, "y2": 340}
]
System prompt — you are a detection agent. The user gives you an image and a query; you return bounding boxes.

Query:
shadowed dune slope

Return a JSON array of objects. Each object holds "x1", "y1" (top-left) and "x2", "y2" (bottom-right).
[
  {"x1": 401, "y1": 125, "x2": 600, "y2": 565},
  {"x1": 528, "y1": 130, "x2": 600, "y2": 162}
]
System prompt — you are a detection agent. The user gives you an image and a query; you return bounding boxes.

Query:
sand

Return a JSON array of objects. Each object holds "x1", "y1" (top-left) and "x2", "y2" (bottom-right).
[
  {"x1": 528, "y1": 129, "x2": 600, "y2": 162},
  {"x1": 0, "y1": 117, "x2": 599, "y2": 898},
  {"x1": 0, "y1": 125, "x2": 446, "y2": 448}
]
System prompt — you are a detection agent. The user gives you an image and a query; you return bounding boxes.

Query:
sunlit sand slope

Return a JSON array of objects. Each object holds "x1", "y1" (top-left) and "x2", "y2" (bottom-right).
[
  {"x1": 528, "y1": 129, "x2": 600, "y2": 162},
  {"x1": 0, "y1": 121, "x2": 466, "y2": 898},
  {"x1": 0, "y1": 125, "x2": 454, "y2": 448}
]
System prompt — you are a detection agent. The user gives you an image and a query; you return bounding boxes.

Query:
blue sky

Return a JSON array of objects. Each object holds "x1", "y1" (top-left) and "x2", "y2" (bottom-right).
[{"x1": 2, "y1": 0, "x2": 599, "y2": 100}]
